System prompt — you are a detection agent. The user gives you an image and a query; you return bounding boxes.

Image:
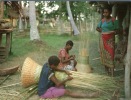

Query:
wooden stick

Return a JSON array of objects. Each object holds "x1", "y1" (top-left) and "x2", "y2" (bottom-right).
[
  {"x1": 23, "y1": 87, "x2": 37, "y2": 100},
  {"x1": 0, "y1": 75, "x2": 10, "y2": 85},
  {"x1": 0, "y1": 82, "x2": 21, "y2": 89},
  {"x1": 92, "y1": 57, "x2": 100, "y2": 60},
  {"x1": 0, "y1": 93, "x2": 19, "y2": 96}
]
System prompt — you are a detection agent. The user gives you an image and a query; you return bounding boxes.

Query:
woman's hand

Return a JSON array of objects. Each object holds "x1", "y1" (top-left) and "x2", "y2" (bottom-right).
[
  {"x1": 96, "y1": 27, "x2": 102, "y2": 32},
  {"x1": 67, "y1": 76, "x2": 73, "y2": 81},
  {"x1": 69, "y1": 55, "x2": 75, "y2": 60},
  {"x1": 65, "y1": 70, "x2": 72, "y2": 75}
]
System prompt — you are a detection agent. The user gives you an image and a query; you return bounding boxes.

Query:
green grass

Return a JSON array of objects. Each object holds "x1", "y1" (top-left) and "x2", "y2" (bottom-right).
[
  {"x1": 11, "y1": 35, "x2": 36, "y2": 57},
  {"x1": 9, "y1": 32, "x2": 80, "y2": 59},
  {"x1": 41, "y1": 34, "x2": 72, "y2": 48}
]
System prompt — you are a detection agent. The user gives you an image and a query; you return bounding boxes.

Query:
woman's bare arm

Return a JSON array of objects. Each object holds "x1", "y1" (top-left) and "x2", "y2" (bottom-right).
[{"x1": 96, "y1": 27, "x2": 102, "y2": 32}]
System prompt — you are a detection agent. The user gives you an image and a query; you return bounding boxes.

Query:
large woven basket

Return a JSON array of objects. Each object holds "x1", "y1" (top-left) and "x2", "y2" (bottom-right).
[{"x1": 21, "y1": 57, "x2": 42, "y2": 87}]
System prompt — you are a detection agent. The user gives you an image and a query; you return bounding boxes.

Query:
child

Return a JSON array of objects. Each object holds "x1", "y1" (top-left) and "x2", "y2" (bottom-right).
[
  {"x1": 58, "y1": 40, "x2": 77, "y2": 71},
  {"x1": 38, "y1": 55, "x2": 99, "y2": 99}
]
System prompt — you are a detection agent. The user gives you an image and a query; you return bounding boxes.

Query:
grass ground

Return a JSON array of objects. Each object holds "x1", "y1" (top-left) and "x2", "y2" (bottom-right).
[{"x1": 0, "y1": 29, "x2": 125, "y2": 100}]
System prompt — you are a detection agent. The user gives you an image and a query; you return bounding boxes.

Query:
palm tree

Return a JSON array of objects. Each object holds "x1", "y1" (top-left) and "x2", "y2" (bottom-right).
[
  {"x1": 66, "y1": 1, "x2": 80, "y2": 35},
  {"x1": 29, "y1": 1, "x2": 40, "y2": 40}
]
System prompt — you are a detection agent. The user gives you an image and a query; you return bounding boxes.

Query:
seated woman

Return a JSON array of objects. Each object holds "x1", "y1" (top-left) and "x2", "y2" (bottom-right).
[{"x1": 58, "y1": 40, "x2": 77, "y2": 71}]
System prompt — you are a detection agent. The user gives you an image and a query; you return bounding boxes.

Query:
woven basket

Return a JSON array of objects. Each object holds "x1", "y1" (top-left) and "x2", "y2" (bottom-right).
[{"x1": 21, "y1": 57, "x2": 42, "y2": 87}]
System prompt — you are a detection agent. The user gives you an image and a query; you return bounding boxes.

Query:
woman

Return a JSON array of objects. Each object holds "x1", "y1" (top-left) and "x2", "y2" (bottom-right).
[
  {"x1": 96, "y1": 6, "x2": 119, "y2": 76},
  {"x1": 58, "y1": 40, "x2": 77, "y2": 71}
]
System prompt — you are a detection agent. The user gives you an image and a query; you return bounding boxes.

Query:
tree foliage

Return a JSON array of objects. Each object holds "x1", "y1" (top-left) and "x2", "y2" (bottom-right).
[{"x1": 35, "y1": 1, "x2": 92, "y2": 21}]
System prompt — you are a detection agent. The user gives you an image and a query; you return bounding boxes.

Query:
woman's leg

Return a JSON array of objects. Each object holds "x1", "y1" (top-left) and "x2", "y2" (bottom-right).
[
  {"x1": 105, "y1": 66, "x2": 114, "y2": 76},
  {"x1": 40, "y1": 86, "x2": 65, "y2": 98}
]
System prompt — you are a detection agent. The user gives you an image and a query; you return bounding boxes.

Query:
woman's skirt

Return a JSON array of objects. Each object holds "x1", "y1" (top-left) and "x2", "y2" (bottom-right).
[{"x1": 99, "y1": 33, "x2": 115, "y2": 68}]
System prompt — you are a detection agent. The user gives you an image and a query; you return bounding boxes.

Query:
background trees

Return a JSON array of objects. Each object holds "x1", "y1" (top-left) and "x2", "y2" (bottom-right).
[{"x1": 29, "y1": 1, "x2": 40, "y2": 40}]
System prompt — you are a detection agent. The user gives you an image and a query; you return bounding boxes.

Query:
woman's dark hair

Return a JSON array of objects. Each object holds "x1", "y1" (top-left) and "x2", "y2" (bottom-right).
[
  {"x1": 103, "y1": 5, "x2": 112, "y2": 13},
  {"x1": 66, "y1": 40, "x2": 74, "y2": 46},
  {"x1": 48, "y1": 55, "x2": 60, "y2": 66}
]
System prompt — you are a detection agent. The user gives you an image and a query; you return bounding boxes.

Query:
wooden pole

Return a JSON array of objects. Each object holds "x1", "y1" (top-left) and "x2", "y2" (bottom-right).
[
  {"x1": 125, "y1": 3, "x2": 131, "y2": 99},
  {"x1": 0, "y1": 82, "x2": 20, "y2": 89}
]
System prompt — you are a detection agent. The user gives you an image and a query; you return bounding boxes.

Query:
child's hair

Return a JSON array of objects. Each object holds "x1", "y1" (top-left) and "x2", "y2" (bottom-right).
[
  {"x1": 66, "y1": 40, "x2": 73, "y2": 46},
  {"x1": 48, "y1": 55, "x2": 60, "y2": 66}
]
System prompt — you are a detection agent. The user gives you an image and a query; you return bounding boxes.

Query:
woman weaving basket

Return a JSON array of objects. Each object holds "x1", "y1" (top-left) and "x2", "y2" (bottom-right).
[
  {"x1": 58, "y1": 40, "x2": 77, "y2": 71},
  {"x1": 96, "y1": 6, "x2": 119, "y2": 76}
]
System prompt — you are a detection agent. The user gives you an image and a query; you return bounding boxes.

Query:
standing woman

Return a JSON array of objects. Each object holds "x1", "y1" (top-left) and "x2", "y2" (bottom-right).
[{"x1": 96, "y1": 6, "x2": 119, "y2": 76}]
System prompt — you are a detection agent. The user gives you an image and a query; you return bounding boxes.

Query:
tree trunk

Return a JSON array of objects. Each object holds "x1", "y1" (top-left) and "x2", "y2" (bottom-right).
[
  {"x1": 19, "y1": 16, "x2": 24, "y2": 32},
  {"x1": 66, "y1": 1, "x2": 80, "y2": 35},
  {"x1": 29, "y1": 1, "x2": 40, "y2": 40},
  {"x1": 0, "y1": 1, "x2": 4, "y2": 19},
  {"x1": 125, "y1": 4, "x2": 131, "y2": 99},
  {"x1": 85, "y1": 18, "x2": 88, "y2": 32},
  {"x1": 91, "y1": 14, "x2": 94, "y2": 31},
  {"x1": 57, "y1": 16, "x2": 65, "y2": 35}
]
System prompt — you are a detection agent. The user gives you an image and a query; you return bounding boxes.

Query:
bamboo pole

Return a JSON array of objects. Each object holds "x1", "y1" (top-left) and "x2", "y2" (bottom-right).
[
  {"x1": 92, "y1": 57, "x2": 100, "y2": 61},
  {"x1": 0, "y1": 75, "x2": 10, "y2": 85}
]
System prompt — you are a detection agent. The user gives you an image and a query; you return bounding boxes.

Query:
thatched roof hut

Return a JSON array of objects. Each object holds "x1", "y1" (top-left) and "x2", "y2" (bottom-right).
[
  {"x1": 0, "y1": 1, "x2": 22, "y2": 62},
  {"x1": 4, "y1": 1, "x2": 22, "y2": 19}
]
